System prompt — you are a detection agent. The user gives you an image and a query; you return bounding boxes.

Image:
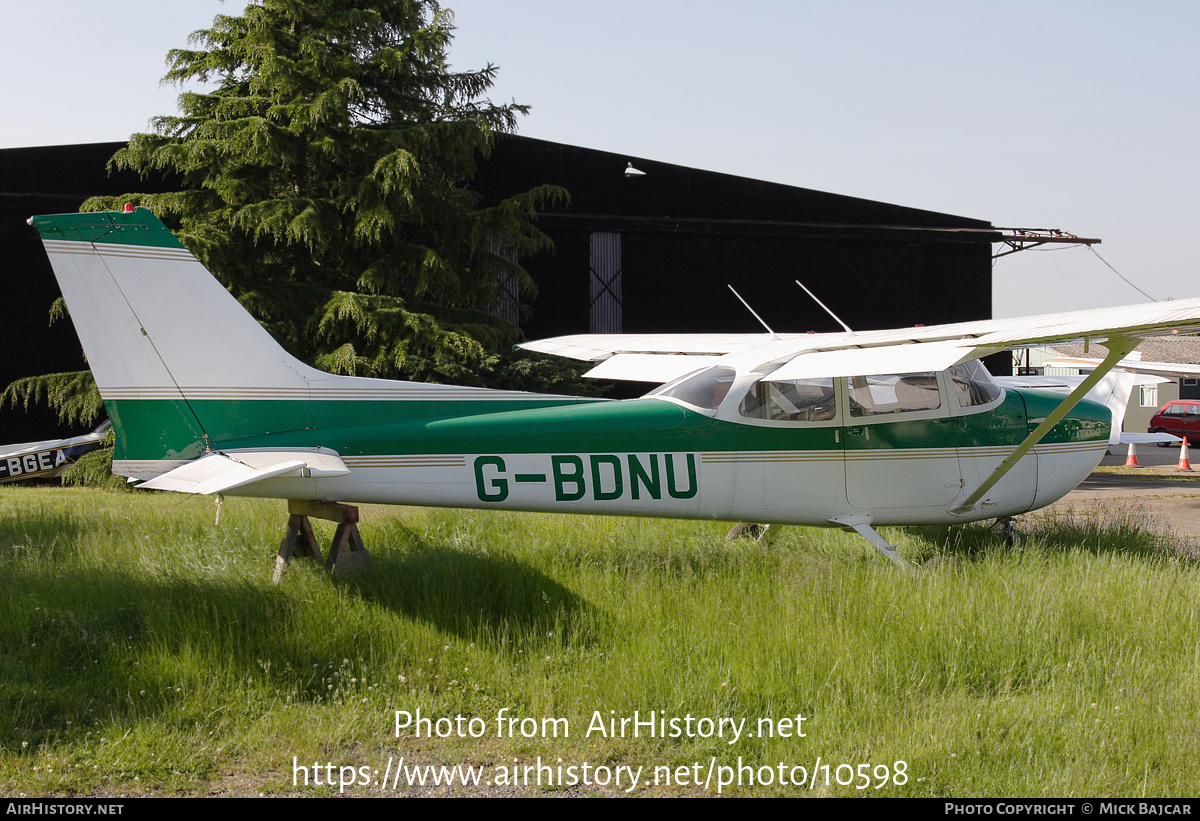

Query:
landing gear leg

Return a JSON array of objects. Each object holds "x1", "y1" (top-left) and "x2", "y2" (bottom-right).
[
  {"x1": 274, "y1": 499, "x2": 372, "y2": 582},
  {"x1": 726, "y1": 522, "x2": 783, "y2": 545},
  {"x1": 828, "y1": 514, "x2": 913, "y2": 571},
  {"x1": 989, "y1": 516, "x2": 1020, "y2": 546}
]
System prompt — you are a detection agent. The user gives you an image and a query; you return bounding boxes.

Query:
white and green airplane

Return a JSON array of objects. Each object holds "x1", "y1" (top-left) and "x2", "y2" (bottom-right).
[{"x1": 27, "y1": 206, "x2": 1200, "y2": 566}]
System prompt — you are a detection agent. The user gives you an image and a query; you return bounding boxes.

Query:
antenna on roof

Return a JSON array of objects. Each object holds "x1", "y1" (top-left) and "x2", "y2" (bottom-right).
[
  {"x1": 795, "y1": 279, "x2": 854, "y2": 335},
  {"x1": 727, "y1": 285, "x2": 778, "y2": 339}
]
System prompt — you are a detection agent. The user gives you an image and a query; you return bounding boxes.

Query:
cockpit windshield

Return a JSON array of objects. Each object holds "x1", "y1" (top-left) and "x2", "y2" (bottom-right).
[
  {"x1": 647, "y1": 366, "x2": 737, "y2": 411},
  {"x1": 947, "y1": 360, "x2": 1003, "y2": 407}
]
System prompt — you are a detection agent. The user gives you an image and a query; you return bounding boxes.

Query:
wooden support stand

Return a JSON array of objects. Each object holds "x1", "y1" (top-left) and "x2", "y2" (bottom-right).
[{"x1": 274, "y1": 499, "x2": 372, "y2": 582}]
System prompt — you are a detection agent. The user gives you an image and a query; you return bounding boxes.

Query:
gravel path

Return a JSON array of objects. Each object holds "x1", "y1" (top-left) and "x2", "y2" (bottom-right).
[{"x1": 1047, "y1": 446, "x2": 1200, "y2": 541}]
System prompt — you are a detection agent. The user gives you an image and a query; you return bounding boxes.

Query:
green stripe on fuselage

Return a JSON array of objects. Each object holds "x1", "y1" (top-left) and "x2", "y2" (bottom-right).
[
  {"x1": 107, "y1": 389, "x2": 1109, "y2": 463},
  {"x1": 108, "y1": 396, "x2": 606, "y2": 461}
]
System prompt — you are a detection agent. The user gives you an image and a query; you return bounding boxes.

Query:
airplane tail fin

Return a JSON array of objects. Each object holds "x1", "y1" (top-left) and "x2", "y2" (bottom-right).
[
  {"x1": 26, "y1": 209, "x2": 373, "y2": 473},
  {"x1": 29, "y1": 208, "x2": 323, "y2": 470},
  {"x1": 29, "y1": 206, "x2": 318, "y2": 390},
  {"x1": 1083, "y1": 370, "x2": 1136, "y2": 448},
  {"x1": 30, "y1": 207, "x2": 578, "y2": 481}
]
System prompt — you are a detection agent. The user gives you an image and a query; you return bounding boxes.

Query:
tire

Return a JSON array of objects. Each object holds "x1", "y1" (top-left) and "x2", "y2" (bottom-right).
[{"x1": 726, "y1": 522, "x2": 765, "y2": 541}]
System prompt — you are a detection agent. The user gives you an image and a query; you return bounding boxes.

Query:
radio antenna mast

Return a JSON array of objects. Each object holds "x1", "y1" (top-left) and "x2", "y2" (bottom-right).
[
  {"x1": 796, "y1": 279, "x2": 854, "y2": 335},
  {"x1": 727, "y1": 285, "x2": 777, "y2": 339}
]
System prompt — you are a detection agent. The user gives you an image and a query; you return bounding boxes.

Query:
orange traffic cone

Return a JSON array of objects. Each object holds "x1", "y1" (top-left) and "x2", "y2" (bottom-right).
[
  {"x1": 1125, "y1": 442, "x2": 1141, "y2": 467},
  {"x1": 1179, "y1": 439, "x2": 1193, "y2": 471}
]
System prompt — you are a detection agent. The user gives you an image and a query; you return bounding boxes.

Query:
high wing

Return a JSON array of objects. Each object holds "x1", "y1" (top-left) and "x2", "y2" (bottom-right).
[
  {"x1": 520, "y1": 332, "x2": 789, "y2": 382},
  {"x1": 518, "y1": 332, "x2": 789, "y2": 361},
  {"x1": 523, "y1": 298, "x2": 1200, "y2": 522},
  {"x1": 521, "y1": 298, "x2": 1200, "y2": 383},
  {"x1": 581, "y1": 353, "x2": 730, "y2": 383}
]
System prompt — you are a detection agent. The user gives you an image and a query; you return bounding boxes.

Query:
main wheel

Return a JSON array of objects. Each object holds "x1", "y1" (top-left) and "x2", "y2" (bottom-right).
[{"x1": 726, "y1": 522, "x2": 765, "y2": 541}]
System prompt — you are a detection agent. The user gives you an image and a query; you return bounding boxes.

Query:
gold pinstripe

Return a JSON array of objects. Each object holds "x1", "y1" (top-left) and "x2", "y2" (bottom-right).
[{"x1": 97, "y1": 386, "x2": 563, "y2": 401}]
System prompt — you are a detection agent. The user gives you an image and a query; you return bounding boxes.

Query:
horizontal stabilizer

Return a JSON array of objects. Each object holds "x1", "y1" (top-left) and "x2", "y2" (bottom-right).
[
  {"x1": 1120, "y1": 432, "x2": 1181, "y2": 445},
  {"x1": 996, "y1": 373, "x2": 1168, "y2": 390},
  {"x1": 1044, "y1": 356, "x2": 1200, "y2": 379},
  {"x1": 138, "y1": 449, "x2": 350, "y2": 495}
]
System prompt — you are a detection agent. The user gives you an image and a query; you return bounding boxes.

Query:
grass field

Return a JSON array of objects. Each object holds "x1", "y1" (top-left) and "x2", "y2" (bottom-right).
[{"x1": 1, "y1": 485, "x2": 1197, "y2": 796}]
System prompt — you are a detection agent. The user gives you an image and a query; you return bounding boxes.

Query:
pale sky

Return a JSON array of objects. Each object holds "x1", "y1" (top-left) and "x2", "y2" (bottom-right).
[{"x1": 2, "y1": 0, "x2": 1196, "y2": 318}]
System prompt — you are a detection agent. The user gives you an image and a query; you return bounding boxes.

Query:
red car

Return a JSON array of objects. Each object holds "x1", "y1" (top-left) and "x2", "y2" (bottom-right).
[{"x1": 1148, "y1": 400, "x2": 1200, "y2": 444}]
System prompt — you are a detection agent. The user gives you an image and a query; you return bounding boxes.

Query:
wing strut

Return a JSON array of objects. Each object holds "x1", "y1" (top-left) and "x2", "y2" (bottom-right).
[{"x1": 950, "y1": 334, "x2": 1139, "y2": 516}]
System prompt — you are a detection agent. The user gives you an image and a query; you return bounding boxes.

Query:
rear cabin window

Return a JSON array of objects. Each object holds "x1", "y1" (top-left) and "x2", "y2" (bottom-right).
[
  {"x1": 739, "y1": 377, "x2": 836, "y2": 422},
  {"x1": 848, "y1": 373, "x2": 941, "y2": 417}
]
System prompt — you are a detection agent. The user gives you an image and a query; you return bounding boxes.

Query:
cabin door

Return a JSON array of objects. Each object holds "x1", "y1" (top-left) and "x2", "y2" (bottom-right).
[{"x1": 842, "y1": 373, "x2": 965, "y2": 511}]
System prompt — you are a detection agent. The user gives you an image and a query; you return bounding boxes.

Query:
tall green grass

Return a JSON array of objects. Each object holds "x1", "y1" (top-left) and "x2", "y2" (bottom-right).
[{"x1": 1, "y1": 486, "x2": 1197, "y2": 796}]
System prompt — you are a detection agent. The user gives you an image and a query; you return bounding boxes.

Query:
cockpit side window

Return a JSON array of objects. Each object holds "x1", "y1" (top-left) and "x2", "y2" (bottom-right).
[
  {"x1": 848, "y1": 373, "x2": 941, "y2": 417},
  {"x1": 947, "y1": 360, "x2": 1003, "y2": 408},
  {"x1": 740, "y1": 377, "x2": 836, "y2": 422},
  {"x1": 648, "y1": 366, "x2": 737, "y2": 411}
]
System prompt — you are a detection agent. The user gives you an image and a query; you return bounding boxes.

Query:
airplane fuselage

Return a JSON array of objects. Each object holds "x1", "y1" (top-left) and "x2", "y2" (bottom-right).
[{"x1": 108, "y1": 385, "x2": 1109, "y2": 527}]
